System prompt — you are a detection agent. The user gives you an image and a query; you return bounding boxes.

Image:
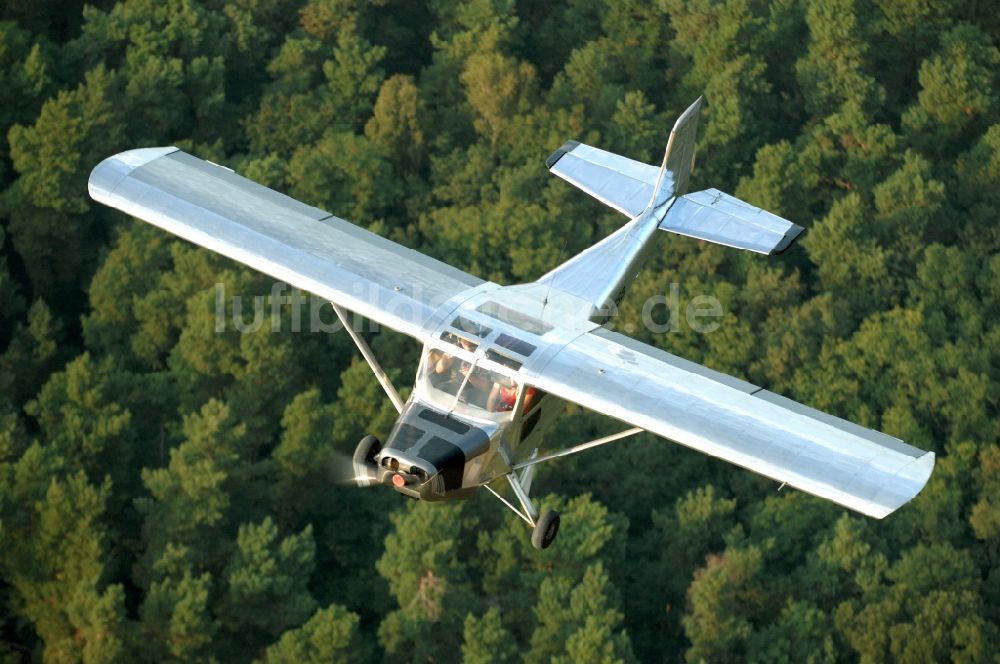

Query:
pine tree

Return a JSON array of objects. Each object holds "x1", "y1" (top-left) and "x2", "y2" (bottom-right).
[
  {"x1": 902, "y1": 24, "x2": 1000, "y2": 157},
  {"x1": 461, "y1": 607, "x2": 517, "y2": 664},
  {"x1": 5, "y1": 473, "x2": 127, "y2": 663},
  {"x1": 220, "y1": 518, "x2": 317, "y2": 643},
  {"x1": 376, "y1": 500, "x2": 478, "y2": 663},
  {"x1": 527, "y1": 563, "x2": 635, "y2": 664},
  {"x1": 258, "y1": 604, "x2": 366, "y2": 664}
]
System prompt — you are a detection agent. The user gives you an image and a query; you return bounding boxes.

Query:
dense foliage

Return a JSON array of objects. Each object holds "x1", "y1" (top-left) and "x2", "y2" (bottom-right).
[{"x1": 1, "y1": 0, "x2": 999, "y2": 661}]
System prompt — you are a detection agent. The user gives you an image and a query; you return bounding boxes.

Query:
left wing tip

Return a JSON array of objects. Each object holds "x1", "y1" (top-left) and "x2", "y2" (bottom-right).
[
  {"x1": 545, "y1": 140, "x2": 581, "y2": 170},
  {"x1": 89, "y1": 146, "x2": 179, "y2": 202}
]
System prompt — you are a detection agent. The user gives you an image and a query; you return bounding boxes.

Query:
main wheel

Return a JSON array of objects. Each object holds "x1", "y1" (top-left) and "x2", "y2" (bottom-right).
[
  {"x1": 352, "y1": 435, "x2": 381, "y2": 487},
  {"x1": 531, "y1": 509, "x2": 560, "y2": 550}
]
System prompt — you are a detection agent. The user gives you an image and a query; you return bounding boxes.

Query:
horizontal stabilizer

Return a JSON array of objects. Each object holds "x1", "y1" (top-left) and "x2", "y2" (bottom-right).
[
  {"x1": 546, "y1": 141, "x2": 661, "y2": 218},
  {"x1": 661, "y1": 188, "x2": 804, "y2": 255}
]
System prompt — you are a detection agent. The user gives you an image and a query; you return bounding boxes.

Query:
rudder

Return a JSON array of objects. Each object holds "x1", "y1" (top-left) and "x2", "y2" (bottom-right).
[{"x1": 649, "y1": 96, "x2": 703, "y2": 206}]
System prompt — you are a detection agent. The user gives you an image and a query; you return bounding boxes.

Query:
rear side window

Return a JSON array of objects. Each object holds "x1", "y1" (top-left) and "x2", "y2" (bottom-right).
[
  {"x1": 451, "y1": 315, "x2": 492, "y2": 338},
  {"x1": 485, "y1": 350, "x2": 522, "y2": 371},
  {"x1": 440, "y1": 331, "x2": 478, "y2": 352},
  {"x1": 495, "y1": 333, "x2": 536, "y2": 357}
]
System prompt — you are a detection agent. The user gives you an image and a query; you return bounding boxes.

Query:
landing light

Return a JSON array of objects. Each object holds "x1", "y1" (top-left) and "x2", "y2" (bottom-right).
[{"x1": 392, "y1": 474, "x2": 405, "y2": 488}]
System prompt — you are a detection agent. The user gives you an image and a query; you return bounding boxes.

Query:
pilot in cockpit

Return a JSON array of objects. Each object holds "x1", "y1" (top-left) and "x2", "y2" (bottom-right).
[
  {"x1": 426, "y1": 335, "x2": 518, "y2": 413},
  {"x1": 428, "y1": 335, "x2": 477, "y2": 386}
]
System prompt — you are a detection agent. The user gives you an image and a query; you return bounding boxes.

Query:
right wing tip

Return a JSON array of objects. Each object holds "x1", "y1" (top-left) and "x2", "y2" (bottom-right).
[
  {"x1": 867, "y1": 450, "x2": 937, "y2": 519},
  {"x1": 769, "y1": 223, "x2": 806, "y2": 255}
]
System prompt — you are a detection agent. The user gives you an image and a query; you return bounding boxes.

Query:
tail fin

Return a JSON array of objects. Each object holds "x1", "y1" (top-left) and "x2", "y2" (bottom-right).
[
  {"x1": 650, "y1": 96, "x2": 703, "y2": 205},
  {"x1": 544, "y1": 97, "x2": 704, "y2": 217}
]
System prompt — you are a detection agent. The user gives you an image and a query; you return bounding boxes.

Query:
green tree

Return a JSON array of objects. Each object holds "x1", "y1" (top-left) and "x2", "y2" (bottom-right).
[
  {"x1": 902, "y1": 24, "x2": 1000, "y2": 157},
  {"x1": 795, "y1": 0, "x2": 882, "y2": 117},
  {"x1": 220, "y1": 518, "x2": 317, "y2": 641},
  {"x1": 23, "y1": 351, "x2": 167, "y2": 519},
  {"x1": 526, "y1": 563, "x2": 635, "y2": 664},
  {"x1": 136, "y1": 399, "x2": 244, "y2": 586},
  {"x1": 834, "y1": 543, "x2": 998, "y2": 662},
  {"x1": 4, "y1": 64, "x2": 125, "y2": 300},
  {"x1": 461, "y1": 51, "x2": 538, "y2": 156},
  {"x1": 258, "y1": 604, "x2": 366, "y2": 664},
  {"x1": 365, "y1": 74, "x2": 425, "y2": 176},
  {"x1": 802, "y1": 193, "x2": 896, "y2": 322},
  {"x1": 0, "y1": 20, "x2": 54, "y2": 189},
  {"x1": 3, "y1": 473, "x2": 127, "y2": 663},
  {"x1": 81, "y1": 222, "x2": 177, "y2": 368},
  {"x1": 285, "y1": 131, "x2": 398, "y2": 225},
  {"x1": 461, "y1": 607, "x2": 517, "y2": 664},
  {"x1": 953, "y1": 124, "x2": 1000, "y2": 252},
  {"x1": 138, "y1": 571, "x2": 218, "y2": 663},
  {"x1": 1, "y1": 298, "x2": 64, "y2": 407},
  {"x1": 376, "y1": 501, "x2": 478, "y2": 663},
  {"x1": 683, "y1": 545, "x2": 768, "y2": 663},
  {"x1": 745, "y1": 600, "x2": 836, "y2": 664}
]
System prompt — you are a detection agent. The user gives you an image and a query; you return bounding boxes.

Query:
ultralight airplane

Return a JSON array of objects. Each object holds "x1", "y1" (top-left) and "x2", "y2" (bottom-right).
[{"x1": 89, "y1": 98, "x2": 934, "y2": 549}]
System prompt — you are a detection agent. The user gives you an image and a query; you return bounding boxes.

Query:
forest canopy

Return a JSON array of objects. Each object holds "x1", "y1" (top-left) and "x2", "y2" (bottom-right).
[{"x1": 1, "y1": 0, "x2": 999, "y2": 662}]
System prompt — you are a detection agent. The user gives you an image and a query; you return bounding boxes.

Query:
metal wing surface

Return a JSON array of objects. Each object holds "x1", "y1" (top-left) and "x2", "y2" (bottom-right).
[
  {"x1": 89, "y1": 147, "x2": 484, "y2": 340},
  {"x1": 524, "y1": 327, "x2": 934, "y2": 518},
  {"x1": 545, "y1": 141, "x2": 664, "y2": 218},
  {"x1": 661, "y1": 189, "x2": 805, "y2": 255}
]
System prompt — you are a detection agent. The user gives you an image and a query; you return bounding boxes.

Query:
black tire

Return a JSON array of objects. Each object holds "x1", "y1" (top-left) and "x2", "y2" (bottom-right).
[
  {"x1": 531, "y1": 509, "x2": 560, "y2": 550},
  {"x1": 352, "y1": 435, "x2": 381, "y2": 487}
]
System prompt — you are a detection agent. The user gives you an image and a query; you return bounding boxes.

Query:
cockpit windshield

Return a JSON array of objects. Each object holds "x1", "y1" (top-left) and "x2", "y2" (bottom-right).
[{"x1": 420, "y1": 339, "x2": 519, "y2": 419}]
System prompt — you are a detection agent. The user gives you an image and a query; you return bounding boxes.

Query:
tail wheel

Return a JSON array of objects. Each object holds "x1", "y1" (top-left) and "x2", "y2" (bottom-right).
[
  {"x1": 531, "y1": 509, "x2": 560, "y2": 550},
  {"x1": 353, "y1": 435, "x2": 381, "y2": 487}
]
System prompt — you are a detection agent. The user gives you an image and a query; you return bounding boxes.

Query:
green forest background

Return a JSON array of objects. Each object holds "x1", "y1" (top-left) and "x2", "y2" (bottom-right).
[{"x1": 1, "y1": 0, "x2": 999, "y2": 661}]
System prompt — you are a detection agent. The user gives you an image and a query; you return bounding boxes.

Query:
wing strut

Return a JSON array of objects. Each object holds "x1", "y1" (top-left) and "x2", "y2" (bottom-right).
[
  {"x1": 510, "y1": 427, "x2": 643, "y2": 471},
  {"x1": 331, "y1": 303, "x2": 405, "y2": 413}
]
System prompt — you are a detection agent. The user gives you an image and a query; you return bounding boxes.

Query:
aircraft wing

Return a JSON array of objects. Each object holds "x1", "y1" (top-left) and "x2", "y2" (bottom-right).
[
  {"x1": 524, "y1": 327, "x2": 934, "y2": 518},
  {"x1": 89, "y1": 147, "x2": 484, "y2": 340}
]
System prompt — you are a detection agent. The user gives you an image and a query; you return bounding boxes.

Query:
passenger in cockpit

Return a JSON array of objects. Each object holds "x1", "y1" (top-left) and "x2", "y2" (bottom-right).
[
  {"x1": 489, "y1": 377, "x2": 518, "y2": 411},
  {"x1": 428, "y1": 336, "x2": 479, "y2": 394}
]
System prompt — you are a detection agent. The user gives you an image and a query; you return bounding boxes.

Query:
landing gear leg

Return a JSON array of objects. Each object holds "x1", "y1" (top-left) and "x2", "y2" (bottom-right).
[{"x1": 485, "y1": 470, "x2": 560, "y2": 550}]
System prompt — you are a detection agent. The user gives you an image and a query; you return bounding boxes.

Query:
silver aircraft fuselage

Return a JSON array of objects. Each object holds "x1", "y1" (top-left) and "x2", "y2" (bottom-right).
[{"x1": 374, "y1": 206, "x2": 668, "y2": 501}]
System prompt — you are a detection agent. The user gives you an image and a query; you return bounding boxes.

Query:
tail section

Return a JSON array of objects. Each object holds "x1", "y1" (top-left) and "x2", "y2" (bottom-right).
[
  {"x1": 544, "y1": 97, "x2": 704, "y2": 218},
  {"x1": 540, "y1": 96, "x2": 804, "y2": 319},
  {"x1": 545, "y1": 95, "x2": 804, "y2": 256}
]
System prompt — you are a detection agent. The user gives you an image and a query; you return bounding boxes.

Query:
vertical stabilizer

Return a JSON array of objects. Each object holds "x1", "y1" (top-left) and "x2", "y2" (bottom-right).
[{"x1": 649, "y1": 96, "x2": 703, "y2": 207}]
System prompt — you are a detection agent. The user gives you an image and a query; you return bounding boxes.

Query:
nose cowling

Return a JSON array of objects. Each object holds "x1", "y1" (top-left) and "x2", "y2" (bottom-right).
[
  {"x1": 376, "y1": 453, "x2": 436, "y2": 497},
  {"x1": 377, "y1": 401, "x2": 491, "y2": 500}
]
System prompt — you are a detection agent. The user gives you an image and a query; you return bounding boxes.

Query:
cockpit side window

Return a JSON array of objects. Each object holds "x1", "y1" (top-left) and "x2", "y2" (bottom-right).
[{"x1": 424, "y1": 345, "x2": 466, "y2": 396}]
